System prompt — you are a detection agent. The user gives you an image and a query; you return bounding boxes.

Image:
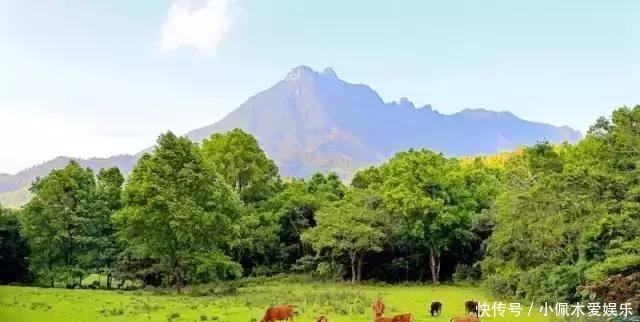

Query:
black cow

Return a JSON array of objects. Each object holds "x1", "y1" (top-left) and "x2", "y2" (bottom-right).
[
  {"x1": 429, "y1": 301, "x2": 442, "y2": 317},
  {"x1": 465, "y1": 301, "x2": 479, "y2": 316}
]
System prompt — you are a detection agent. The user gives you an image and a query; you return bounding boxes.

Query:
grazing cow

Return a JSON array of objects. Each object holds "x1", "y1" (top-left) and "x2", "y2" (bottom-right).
[
  {"x1": 316, "y1": 315, "x2": 328, "y2": 322},
  {"x1": 375, "y1": 317, "x2": 393, "y2": 322},
  {"x1": 391, "y1": 313, "x2": 413, "y2": 322},
  {"x1": 261, "y1": 305, "x2": 295, "y2": 322},
  {"x1": 375, "y1": 314, "x2": 413, "y2": 322},
  {"x1": 465, "y1": 301, "x2": 479, "y2": 316},
  {"x1": 372, "y1": 297, "x2": 385, "y2": 318},
  {"x1": 429, "y1": 301, "x2": 442, "y2": 317},
  {"x1": 451, "y1": 316, "x2": 480, "y2": 322}
]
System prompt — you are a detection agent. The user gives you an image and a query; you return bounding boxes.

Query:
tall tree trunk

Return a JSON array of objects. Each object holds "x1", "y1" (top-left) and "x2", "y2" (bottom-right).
[
  {"x1": 48, "y1": 256, "x2": 54, "y2": 287},
  {"x1": 429, "y1": 248, "x2": 440, "y2": 284},
  {"x1": 436, "y1": 257, "x2": 441, "y2": 281},
  {"x1": 174, "y1": 266, "x2": 184, "y2": 294},
  {"x1": 356, "y1": 255, "x2": 363, "y2": 282},
  {"x1": 406, "y1": 258, "x2": 409, "y2": 282},
  {"x1": 350, "y1": 252, "x2": 357, "y2": 283},
  {"x1": 288, "y1": 217, "x2": 305, "y2": 256}
]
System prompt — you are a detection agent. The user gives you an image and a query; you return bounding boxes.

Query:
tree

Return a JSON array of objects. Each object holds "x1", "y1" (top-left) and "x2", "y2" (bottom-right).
[
  {"x1": 272, "y1": 173, "x2": 346, "y2": 269},
  {"x1": 90, "y1": 167, "x2": 124, "y2": 288},
  {"x1": 303, "y1": 189, "x2": 388, "y2": 283},
  {"x1": 0, "y1": 206, "x2": 30, "y2": 284},
  {"x1": 351, "y1": 166, "x2": 382, "y2": 190},
  {"x1": 21, "y1": 161, "x2": 97, "y2": 287},
  {"x1": 379, "y1": 149, "x2": 476, "y2": 283},
  {"x1": 481, "y1": 107, "x2": 640, "y2": 302},
  {"x1": 200, "y1": 129, "x2": 280, "y2": 205},
  {"x1": 114, "y1": 132, "x2": 242, "y2": 292}
]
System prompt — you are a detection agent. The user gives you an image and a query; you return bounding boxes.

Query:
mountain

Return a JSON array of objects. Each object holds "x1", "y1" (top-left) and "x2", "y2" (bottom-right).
[
  {"x1": 186, "y1": 66, "x2": 581, "y2": 177},
  {"x1": 0, "y1": 155, "x2": 137, "y2": 208},
  {"x1": 0, "y1": 66, "x2": 581, "y2": 208}
]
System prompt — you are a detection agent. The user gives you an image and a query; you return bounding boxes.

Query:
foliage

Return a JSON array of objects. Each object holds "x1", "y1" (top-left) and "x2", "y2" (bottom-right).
[
  {"x1": 114, "y1": 132, "x2": 241, "y2": 292},
  {"x1": 482, "y1": 105, "x2": 640, "y2": 304},
  {"x1": 20, "y1": 161, "x2": 98, "y2": 287},
  {"x1": 89, "y1": 167, "x2": 124, "y2": 288},
  {"x1": 303, "y1": 189, "x2": 388, "y2": 282},
  {"x1": 0, "y1": 206, "x2": 30, "y2": 284},
  {"x1": 377, "y1": 149, "x2": 490, "y2": 283},
  {"x1": 200, "y1": 129, "x2": 280, "y2": 205}
]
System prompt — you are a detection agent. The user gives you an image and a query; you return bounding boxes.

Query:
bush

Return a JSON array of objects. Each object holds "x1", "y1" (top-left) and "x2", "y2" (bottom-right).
[
  {"x1": 483, "y1": 268, "x2": 520, "y2": 297},
  {"x1": 250, "y1": 265, "x2": 283, "y2": 277},
  {"x1": 291, "y1": 256, "x2": 317, "y2": 273},
  {"x1": 484, "y1": 261, "x2": 584, "y2": 303},
  {"x1": 453, "y1": 263, "x2": 481, "y2": 283},
  {"x1": 314, "y1": 262, "x2": 343, "y2": 281},
  {"x1": 187, "y1": 252, "x2": 243, "y2": 284},
  {"x1": 516, "y1": 265, "x2": 583, "y2": 302},
  {"x1": 584, "y1": 254, "x2": 640, "y2": 282}
]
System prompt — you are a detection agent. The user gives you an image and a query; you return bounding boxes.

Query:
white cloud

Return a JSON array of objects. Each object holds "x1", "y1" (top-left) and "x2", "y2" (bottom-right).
[{"x1": 159, "y1": 0, "x2": 234, "y2": 53}]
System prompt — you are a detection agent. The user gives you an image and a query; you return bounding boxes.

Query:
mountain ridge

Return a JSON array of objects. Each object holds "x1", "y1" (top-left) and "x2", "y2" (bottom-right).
[{"x1": 0, "y1": 65, "x2": 582, "y2": 208}]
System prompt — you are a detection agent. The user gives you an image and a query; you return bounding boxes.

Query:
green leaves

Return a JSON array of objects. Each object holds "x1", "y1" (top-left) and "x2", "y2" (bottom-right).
[
  {"x1": 483, "y1": 105, "x2": 640, "y2": 302},
  {"x1": 201, "y1": 129, "x2": 280, "y2": 205},
  {"x1": 303, "y1": 188, "x2": 388, "y2": 282},
  {"x1": 21, "y1": 161, "x2": 98, "y2": 286},
  {"x1": 372, "y1": 149, "x2": 488, "y2": 282},
  {"x1": 115, "y1": 132, "x2": 242, "y2": 291},
  {"x1": 0, "y1": 206, "x2": 30, "y2": 283}
]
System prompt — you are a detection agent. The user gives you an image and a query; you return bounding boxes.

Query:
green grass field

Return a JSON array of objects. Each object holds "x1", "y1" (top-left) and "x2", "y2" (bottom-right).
[{"x1": 0, "y1": 278, "x2": 556, "y2": 322}]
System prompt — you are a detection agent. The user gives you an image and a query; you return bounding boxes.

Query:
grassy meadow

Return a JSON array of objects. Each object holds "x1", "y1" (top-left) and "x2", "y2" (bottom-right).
[{"x1": 0, "y1": 278, "x2": 556, "y2": 322}]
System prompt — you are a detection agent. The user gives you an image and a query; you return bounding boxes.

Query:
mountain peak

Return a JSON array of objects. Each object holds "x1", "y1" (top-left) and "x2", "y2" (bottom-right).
[
  {"x1": 285, "y1": 65, "x2": 340, "y2": 84},
  {"x1": 285, "y1": 65, "x2": 318, "y2": 83},
  {"x1": 396, "y1": 97, "x2": 416, "y2": 109},
  {"x1": 321, "y1": 67, "x2": 338, "y2": 78}
]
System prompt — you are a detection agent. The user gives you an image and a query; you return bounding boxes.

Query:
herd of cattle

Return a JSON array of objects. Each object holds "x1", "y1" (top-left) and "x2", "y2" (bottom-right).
[{"x1": 260, "y1": 298, "x2": 482, "y2": 322}]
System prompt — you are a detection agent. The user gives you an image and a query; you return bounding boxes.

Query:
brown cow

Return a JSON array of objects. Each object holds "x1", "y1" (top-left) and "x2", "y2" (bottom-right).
[
  {"x1": 372, "y1": 297, "x2": 385, "y2": 318},
  {"x1": 465, "y1": 301, "x2": 479, "y2": 316},
  {"x1": 391, "y1": 313, "x2": 413, "y2": 322},
  {"x1": 450, "y1": 316, "x2": 480, "y2": 322},
  {"x1": 316, "y1": 315, "x2": 328, "y2": 322},
  {"x1": 261, "y1": 305, "x2": 295, "y2": 322},
  {"x1": 375, "y1": 317, "x2": 392, "y2": 322}
]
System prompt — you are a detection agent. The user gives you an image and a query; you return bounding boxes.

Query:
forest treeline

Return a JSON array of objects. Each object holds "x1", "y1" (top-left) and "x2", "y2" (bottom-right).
[{"x1": 0, "y1": 106, "x2": 639, "y2": 309}]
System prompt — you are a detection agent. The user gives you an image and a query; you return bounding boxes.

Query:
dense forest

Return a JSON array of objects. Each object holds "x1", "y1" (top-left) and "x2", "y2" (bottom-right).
[{"x1": 0, "y1": 106, "x2": 639, "y2": 311}]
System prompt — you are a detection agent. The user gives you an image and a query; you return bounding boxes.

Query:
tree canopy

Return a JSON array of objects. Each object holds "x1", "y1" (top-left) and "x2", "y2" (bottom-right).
[{"x1": 114, "y1": 132, "x2": 242, "y2": 292}]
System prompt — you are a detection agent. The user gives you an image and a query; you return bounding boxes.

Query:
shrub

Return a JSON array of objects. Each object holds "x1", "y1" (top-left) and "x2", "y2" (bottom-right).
[
  {"x1": 453, "y1": 263, "x2": 481, "y2": 283},
  {"x1": 314, "y1": 262, "x2": 343, "y2": 281},
  {"x1": 483, "y1": 268, "x2": 520, "y2": 297}
]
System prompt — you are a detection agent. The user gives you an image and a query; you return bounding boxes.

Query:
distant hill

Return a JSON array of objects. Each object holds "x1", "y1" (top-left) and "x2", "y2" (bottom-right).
[
  {"x1": 0, "y1": 66, "x2": 581, "y2": 208},
  {"x1": 186, "y1": 66, "x2": 581, "y2": 177},
  {"x1": 0, "y1": 155, "x2": 137, "y2": 208}
]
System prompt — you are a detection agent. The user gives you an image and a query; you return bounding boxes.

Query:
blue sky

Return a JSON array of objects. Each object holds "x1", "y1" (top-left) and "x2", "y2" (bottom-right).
[{"x1": 0, "y1": 0, "x2": 638, "y2": 173}]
